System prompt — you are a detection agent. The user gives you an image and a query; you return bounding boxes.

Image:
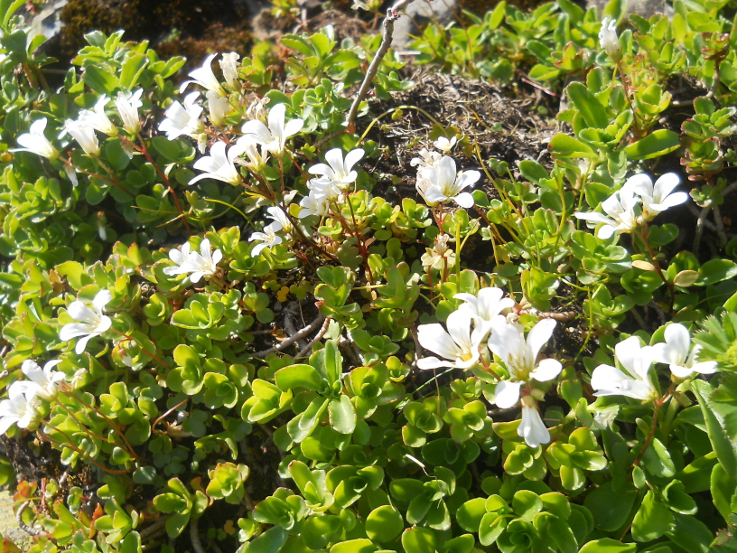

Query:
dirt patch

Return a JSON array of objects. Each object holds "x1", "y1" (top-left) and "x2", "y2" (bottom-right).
[{"x1": 363, "y1": 70, "x2": 558, "y2": 201}]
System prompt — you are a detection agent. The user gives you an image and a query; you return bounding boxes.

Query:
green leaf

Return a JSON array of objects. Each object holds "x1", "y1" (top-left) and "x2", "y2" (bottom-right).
[
  {"x1": 623, "y1": 129, "x2": 680, "y2": 160},
  {"x1": 567, "y1": 82, "x2": 609, "y2": 128},
  {"x1": 330, "y1": 539, "x2": 377, "y2": 553},
  {"x1": 1, "y1": 0, "x2": 26, "y2": 28},
  {"x1": 695, "y1": 258, "x2": 737, "y2": 286},
  {"x1": 512, "y1": 490, "x2": 542, "y2": 521},
  {"x1": 664, "y1": 514, "x2": 713, "y2": 553},
  {"x1": 82, "y1": 64, "x2": 120, "y2": 95},
  {"x1": 329, "y1": 395, "x2": 356, "y2": 435},
  {"x1": 366, "y1": 506, "x2": 404, "y2": 543},
  {"x1": 455, "y1": 498, "x2": 486, "y2": 532},
  {"x1": 120, "y1": 54, "x2": 148, "y2": 90},
  {"x1": 577, "y1": 539, "x2": 637, "y2": 553},
  {"x1": 549, "y1": 133, "x2": 598, "y2": 158},
  {"x1": 692, "y1": 379, "x2": 737, "y2": 479},
  {"x1": 401, "y1": 527, "x2": 436, "y2": 553},
  {"x1": 275, "y1": 364, "x2": 325, "y2": 391},
  {"x1": 711, "y1": 463, "x2": 737, "y2": 521},
  {"x1": 583, "y1": 481, "x2": 637, "y2": 531},
  {"x1": 244, "y1": 526, "x2": 288, "y2": 553},
  {"x1": 478, "y1": 512, "x2": 506, "y2": 546},
  {"x1": 631, "y1": 490, "x2": 673, "y2": 541}
]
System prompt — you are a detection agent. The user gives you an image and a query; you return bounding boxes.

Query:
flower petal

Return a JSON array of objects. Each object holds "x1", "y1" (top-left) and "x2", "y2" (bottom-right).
[
  {"x1": 526, "y1": 319, "x2": 556, "y2": 363},
  {"x1": 494, "y1": 381, "x2": 522, "y2": 409},
  {"x1": 532, "y1": 358, "x2": 562, "y2": 381}
]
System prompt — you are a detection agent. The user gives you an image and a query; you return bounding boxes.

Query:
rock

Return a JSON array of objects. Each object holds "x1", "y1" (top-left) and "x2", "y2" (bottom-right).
[{"x1": 392, "y1": 0, "x2": 457, "y2": 49}]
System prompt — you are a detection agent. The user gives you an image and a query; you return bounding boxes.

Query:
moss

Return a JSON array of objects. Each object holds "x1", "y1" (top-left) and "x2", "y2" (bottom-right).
[{"x1": 59, "y1": 0, "x2": 251, "y2": 69}]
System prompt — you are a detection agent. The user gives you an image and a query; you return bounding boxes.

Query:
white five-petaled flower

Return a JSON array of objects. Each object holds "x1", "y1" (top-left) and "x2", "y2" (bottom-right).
[
  {"x1": 599, "y1": 17, "x2": 622, "y2": 61},
  {"x1": 433, "y1": 136, "x2": 457, "y2": 152},
  {"x1": 13, "y1": 118, "x2": 59, "y2": 160},
  {"x1": 250, "y1": 224, "x2": 283, "y2": 256},
  {"x1": 575, "y1": 186, "x2": 640, "y2": 239},
  {"x1": 308, "y1": 148, "x2": 365, "y2": 192},
  {"x1": 63, "y1": 119, "x2": 100, "y2": 157},
  {"x1": 455, "y1": 287, "x2": 516, "y2": 337},
  {"x1": 591, "y1": 336, "x2": 658, "y2": 400},
  {"x1": 518, "y1": 396, "x2": 550, "y2": 448},
  {"x1": 622, "y1": 172, "x2": 687, "y2": 223},
  {"x1": 189, "y1": 141, "x2": 246, "y2": 186},
  {"x1": 652, "y1": 323, "x2": 717, "y2": 379},
  {"x1": 180, "y1": 53, "x2": 226, "y2": 96},
  {"x1": 417, "y1": 310, "x2": 485, "y2": 370},
  {"x1": 114, "y1": 89, "x2": 144, "y2": 135},
  {"x1": 59, "y1": 290, "x2": 113, "y2": 354},
  {"x1": 219, "y1": 52, "x2": 240, "y2": 89},
  {"x1": 78, "y1": 95, "x2": 118, "y2": 136},
  {"x1": 163, "y1": 238, "x2": 222, "y2": 284},
  {"x1": 417, "y1": 155, "x2": 479, "y2": 208},
  {"x1": 488, "y1": 318, "x2": 562, "y2": 409},
  {"x1": 0, "y1": 384, "x2": 41, "y2": 435},
  {"x1": 158, "y1": 92, "x2": 205, "y2": 141},
  {"x1": 241, "y1": 103, "x2": 304, "y2": 155},
  {"x1": 20, "y1": 359, "x2": 65, "y2": 401}
]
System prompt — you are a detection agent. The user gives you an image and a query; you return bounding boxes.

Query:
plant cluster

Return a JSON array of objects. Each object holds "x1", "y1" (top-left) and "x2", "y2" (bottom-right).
[{"x1": 0, "y1": 1, "x2": 735, "y2": 553}]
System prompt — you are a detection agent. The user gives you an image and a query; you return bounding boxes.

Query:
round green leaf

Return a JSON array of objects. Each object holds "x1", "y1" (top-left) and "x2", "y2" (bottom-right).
[{"x1": 366, "y1": 506, "x2": 404, "y2": 543}]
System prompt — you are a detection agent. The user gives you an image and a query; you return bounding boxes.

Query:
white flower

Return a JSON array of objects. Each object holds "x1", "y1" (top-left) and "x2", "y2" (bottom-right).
[
  {"x1": 433, "y1": 136, "x2": 457, "y2": 152},
  {"x1": 0, "y1": 383, "x2": 41, "y2": 435},
  {"x1": 417, "y1": 310, "x2": 485, "y2": 370},
  {"x1": 163, "y1": 238, "x2": 222, "y2": 284},
  {"x1": 245, "y1": 96, "x2": 269, "y2": 122},
  {"x1": 13, "y1": 118, "x2": 59, "y2": 159},
  {"x1": 599, "y1": 17, "x2": 621, "y2": 61},
  {"x1": 455, "y1": 287, "x2": 515, "y2": 337},
  {"x1": 410, "y1": 148, "x2": 443, "y2": 169},
  {"x1": 59, "y1": 290, "x2": 113, "y2": 354},
  {"x1": 241, "y1": 103, "x2": 303, "y2": 155},
  {"x1": 417, "y1": 156, "x2": 479, "y2": 208},
  {"x1": 265, "y1": 206, "x2": 292, "y2": 232},
  {"x1": 622, "y1": 173, "x2": 687, "y2": 223},
  {"x1": 299, "y1": 192, "x2": 330, "y2": 219},
  {"x1": 114, "y1": 89, "x2": 144, "y2": 135},
  {"x1": 78, "y1": 95, "x2": 118, "y2": 136},
  {"x1": 307, "y1": 177, "x2": 341, "y2": 202},
  {"x1": 20, "y1": 359, "x2": 65, "y2": 401},
  {"x1": 488, "y1": 319, "x2": 562, "y2": 409},
  {"x1": 518, "y1": 396, "x2": 550, "y2": 448},
  {"x1": 189, "y1": 141, "x2": 246, "y2": 186},
  {"x1": 652, "y1": 323, "x2": 717, "y2": 378},
  {"x1": 219, "y1": 52, "x2": 240, "y2": 89},
  {"x1": 575, "y1": 187, "x2": 640, "y2": 239},
  {"x1": 180, "y1": 53, "x2": 226, "y2": 96},
  {"x1": 207, "y1": 91, "x2": 230, "y2": 127},
  {"x1": 158, "y1": 92, "x2": 204, "y2": 141},
  {"x1": 421, "y1": 233, "x2": 455, "y2": 270},
  {"x1": 237, "y1": 137, "x2": 270, "y2": 170},
  {"x1": 308, "y1": 148, "x2": 365, "y2": 192},
  {"x1": 591, "y1": 336, "x2": 658, "y2": 400},
  {"x1": 63, "y1": 119, "x2": 100, "y2": 157},
  {"x1": 250, "y1": 224, "x2": 283, "y2": 256}
]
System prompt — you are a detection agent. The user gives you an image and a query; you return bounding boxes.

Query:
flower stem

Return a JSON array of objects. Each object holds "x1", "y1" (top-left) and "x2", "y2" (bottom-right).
[
  {"x1": 638, "y1": 226, "x2": 675, "y2": 313},
  {"x1": 632, "y1": 393, "x2": 670, "y2": 467}
]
